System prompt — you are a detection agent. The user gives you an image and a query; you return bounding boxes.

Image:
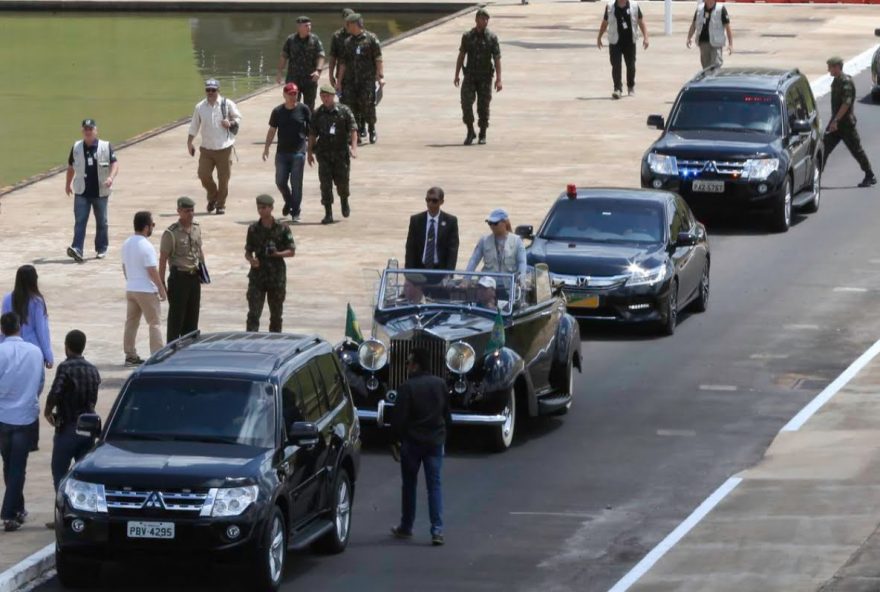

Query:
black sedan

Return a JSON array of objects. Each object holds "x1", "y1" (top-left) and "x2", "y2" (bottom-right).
[{"x1": 517, "y1": 186, "x2": 710, "y2": 335}]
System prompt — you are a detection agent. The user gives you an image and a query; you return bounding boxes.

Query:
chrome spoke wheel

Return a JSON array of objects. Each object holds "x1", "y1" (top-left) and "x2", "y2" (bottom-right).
[
  {"x1": 492, "y1": 389, "x2": 516, "y2": 451},
  {"x1": 335, "y1": 480, "x2": 351, "y2": 542},
  {"x1": 268, "y1": 516, "x2": 284, "y2": 584}
]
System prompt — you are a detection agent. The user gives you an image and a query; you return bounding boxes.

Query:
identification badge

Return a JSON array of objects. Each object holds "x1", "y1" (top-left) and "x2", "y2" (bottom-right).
[
  {"x1": 356, "y1": 46, "x2": 362, "y2": 56},
  {"x1": 329, "y1": 124, "x2": 336, "y2": 135},
  {"x1": 622, "y1": 22, "x2": 628, "y2": 30},
  {"x1": 87, "y1": 157, "x2": 94, "y2": 166}
]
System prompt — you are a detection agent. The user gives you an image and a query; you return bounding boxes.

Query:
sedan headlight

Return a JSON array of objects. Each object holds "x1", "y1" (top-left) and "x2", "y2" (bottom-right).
[
  {"x1": 358, "y1": 339, "x2": 388, "y2": 371},
  {"x1": 647, "y1": 153, "x2": 679, "y2": 176},
  {"x1": 626, "y1": 263, "x2": 667, "y2": 287},
  {"x1": 445, "y1": 342, "x2": 476, "y2": 375},
  {"x1": 63, "y1": 478, "x2": 108, "y2": 513},
  {"x1": 743, "y1": 158, "x2": 779, "y2": 181},
  {"x1": 209, "y1": 486, "x2": 259, "y2": 518}
]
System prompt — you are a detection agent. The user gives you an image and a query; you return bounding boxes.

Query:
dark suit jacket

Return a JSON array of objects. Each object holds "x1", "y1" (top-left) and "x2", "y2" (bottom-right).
[
  {"x1": 391, "y1": 371, "x2": 452, "y2": 446},
  {"x1": 405, "y1": 210, "x2": 459, "y2": 270}
]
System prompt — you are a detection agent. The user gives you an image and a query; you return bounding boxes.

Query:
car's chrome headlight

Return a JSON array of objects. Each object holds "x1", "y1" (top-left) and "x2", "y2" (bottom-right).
[
  {"x1": 743, "y1": 158, "x2": 779, "y2": 181},
  {"x1": 358, "y1": 339, "x2": 388, "y2": 371},
  {"x1": 445, "y1": 342, "x2": 476, "y2": 375},
  {"x1": 626, "y1": 263, "x2": 667, "y2": 287},
  {"x1": 201, "y1": 485, "x2": 259, "y2": 518},
  {"x1": 63, "y1": 478, "x2": 108, "y2": 513},
  {"x1": 647, "y1": 153, "x2": 679, "y2": 176}
]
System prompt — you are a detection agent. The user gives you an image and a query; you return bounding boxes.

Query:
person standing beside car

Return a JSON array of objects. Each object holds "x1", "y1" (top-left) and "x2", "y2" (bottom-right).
[
  {"x1": 825, "y1": 56, "x2": 877, "y2": 188},
  {"x1": 466, "y1": 208, "x2": 527, "y2": 278},
  {"x1": 263, "y1": 83, "x2": 311, "y2": 222},
  {"x1": 405, "y1": 187, "x2": 460, "y2": 271},
  {"x1": 121, "y1": 211, "x2": 166, "y2": 367},
  {"x1": 160, "y1": 197, "x2": 205, "y2": 342},
  {"x1": 390, "y1": 347, "x2": 451, "y2": 546},
  {"x1": 686, "y1": 0, "x2": 733, "y2": 69},
  {"x1": 597, "y1": 0, "x2": 649, "y2": 100}
]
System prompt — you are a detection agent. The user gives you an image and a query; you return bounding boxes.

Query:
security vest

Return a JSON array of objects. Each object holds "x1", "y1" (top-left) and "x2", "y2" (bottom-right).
[
  {"x1": 605, "y1": 0, "x2": 640, "y2": 46},
  {"x1": 477, "y1": 234, "x2": 521, "y2": 274},
  {"x1": 71, "y1": 139, "x2": 112, "y2": 197},
  {"x1": 695, "y1": 3, "x2": 726, "y2": 48}
]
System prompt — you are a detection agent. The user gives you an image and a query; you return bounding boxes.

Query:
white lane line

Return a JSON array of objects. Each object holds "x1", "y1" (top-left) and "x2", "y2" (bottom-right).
[
  {"x1": 699, "y1": 384, "x2": 738, "y2": 392},
  {"x1": 608, "y1": 477, "x2": 743, "y2": 592},
  {"x1": 833, "y1": 287, "x2": 869, "y2": 293},
  {"x1": 656, "y1": 429, "x2": 697, "y2": 437},
  {"x1": 509, "y1": 512, "x2": 593, "y2": 518},
  {"x1": 810, "y1": 44, "x2": 879, "y2": 99},
  {"x1": 782, "y1": 336, "x2": 880, "y2": 432},
  {"x1": 750, "y1": 353, "x2": 790, "y2": 360},
  {"x1": 785, "y1": 324, "x2": 820, "y2": 331}
]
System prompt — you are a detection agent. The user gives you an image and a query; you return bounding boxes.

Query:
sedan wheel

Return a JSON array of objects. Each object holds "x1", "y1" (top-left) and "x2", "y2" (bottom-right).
[
  {"x1": 661, "y1": 281, "x2": 678, "y2": 336},
  {"x1": 803, "y1": 165, "x2": 821, "y2": 214},
  {"x1": 692, "y1": 263, "x2": 710, "y2": 313},
  {"x1": 771, "y1": 178, "x2": 792, "y2": 232},
  {"x1": 491, "y1": 388, "x2": 516, "y2": 452}
]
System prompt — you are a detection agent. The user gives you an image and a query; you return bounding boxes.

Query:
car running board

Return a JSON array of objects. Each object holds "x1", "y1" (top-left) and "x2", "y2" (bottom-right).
[
  {"x1": 791, "y1": 188, "x2": 817, "y2": 208},
  {"x1": 288, "y1": 518, "x2": 334, "y2": 550}
]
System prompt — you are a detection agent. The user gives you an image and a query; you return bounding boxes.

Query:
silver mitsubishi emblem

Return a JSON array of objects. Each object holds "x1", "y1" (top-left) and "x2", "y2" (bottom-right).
[{"x1": 144, "y1": 492, "x2": 165, "y2": 510}]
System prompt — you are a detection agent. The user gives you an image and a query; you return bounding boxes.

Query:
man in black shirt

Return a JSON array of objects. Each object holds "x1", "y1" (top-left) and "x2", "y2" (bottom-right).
[
  {"x1": 43, "y1": 330, "x2": 100, "y2": 497},
  {"x1": 390, "y1": 348, "x2": 451, "y2": 546},
  {"x1": 263, "y1": 84, "x2": 311, "y2": 222},
  {"x1": 597, "y1": 0, "x2": 649, "y2": 100},
  {"x1": 687, "y1": 0, "x2": 733, "y2": 69}
]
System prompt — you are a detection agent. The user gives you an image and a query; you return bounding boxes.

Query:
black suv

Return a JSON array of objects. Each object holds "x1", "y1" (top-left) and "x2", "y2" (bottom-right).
[
  {"x1": 642, "y1": 68, "x2": 823, "y2": 232},
  {"x1": 54, "y1": 332, "x2": 361, "y2": 591}
]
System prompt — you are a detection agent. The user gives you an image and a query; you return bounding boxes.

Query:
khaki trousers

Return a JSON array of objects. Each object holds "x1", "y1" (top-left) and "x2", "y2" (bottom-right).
[
  {"x1": 124, "y1": 291, "x2": 163, "y2": 358},
  {"x1": 198, "y1": 146, "x2": 233, "y2": 208},
  {"x1": 699, "y1": 43, "x2": 723, "y2": 69}
]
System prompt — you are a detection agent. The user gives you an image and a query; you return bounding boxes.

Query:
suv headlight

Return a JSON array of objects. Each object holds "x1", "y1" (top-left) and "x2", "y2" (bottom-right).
[
  {"x1": 626, "y1": 264, "x2": 667, "y2": 287},
  {"x1": 445, "y1": 342, "x2": 476, "y2": 375},
  {"x1": 743, "y1": 158, "x2": 779, "y2": 181},
  {"x1": 647, "y1": 153, "x2": 679, "y2": 176},
  {"x1": 358, "y1": 339, "x2": 388, "y2": 371},
  {"x1": 63, "y1": 478, "x2": 108, "y2": 513},
  {"x1": 205, "y1": 485, "x2": 259, "y2": 518}
]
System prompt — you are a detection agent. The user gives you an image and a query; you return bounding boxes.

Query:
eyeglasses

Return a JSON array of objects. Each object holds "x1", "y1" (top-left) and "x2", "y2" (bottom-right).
[
  {"x1": 205, "y1": 88, "x2": 218, "y2": 93},
  {"x1": 425, "y1": 197, "x2": 440, "y2": 204},
  {"x1": 487, "y1": 220, "x2": 502, "y2": 226}
]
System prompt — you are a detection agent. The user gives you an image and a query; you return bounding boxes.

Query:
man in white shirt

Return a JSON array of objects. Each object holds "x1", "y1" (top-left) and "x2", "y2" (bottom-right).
[
  {"x1": 121, "y1": 211, "x2": 167, "y2": 367},
  {"x1": 186, "y1": 79, "x2": 242, "y2": 215}
]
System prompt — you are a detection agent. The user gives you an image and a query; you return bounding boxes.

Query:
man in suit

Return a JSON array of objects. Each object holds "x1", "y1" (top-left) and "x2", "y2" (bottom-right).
[{"x1": 405, "y1": 187, "x2": 459, "y2": 271}]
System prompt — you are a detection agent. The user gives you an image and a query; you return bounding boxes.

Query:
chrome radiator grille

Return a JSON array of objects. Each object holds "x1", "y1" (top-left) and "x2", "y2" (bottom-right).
[
  {"x1": 105, "y1": 489, "x2": 208, "y2": 513},
  {"x1": 389, "y1": 336, "x2": 447, "y2": 389}
]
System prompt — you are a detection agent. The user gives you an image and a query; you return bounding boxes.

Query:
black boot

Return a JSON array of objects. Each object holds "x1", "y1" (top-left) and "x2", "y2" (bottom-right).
[
  {"x1": 464, "y1": 125, "x2": 476, "y2": 146},
  {"x1": 358, "y1": 125, "x2": 367, "y2": 145},
  {"x1": 369, "y1": 125, "x2": 377, "y2": 144},
  {"x1": 858, "y1": 172, "x2": 878, "y2": 188},
  {"x1": 478, "y1": 127, "x2": 487, "y2": 145},
  {"x1": 340, "y1": 196, "x2": 351, "y2": 218},
  {"x1": 321, "y1": 204, "x2": 334, "y2": 225}
]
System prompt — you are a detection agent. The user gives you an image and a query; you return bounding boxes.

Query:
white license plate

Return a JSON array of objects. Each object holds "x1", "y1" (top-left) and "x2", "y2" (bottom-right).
[
  {"x1": 127, "y1": 521, "x2": 175, "y2": 539},
  {"x1": 692, "y1": 180, "x2": 725, "y2": 193}
]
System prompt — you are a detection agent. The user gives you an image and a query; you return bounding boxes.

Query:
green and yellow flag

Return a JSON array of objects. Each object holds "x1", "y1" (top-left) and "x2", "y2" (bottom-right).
[
  {"x1": 345, "y1": 303, "x2": 364, "y2": 344},
  {"x1": 486, "y1": 310, "x2": 505, "y2": 352}
]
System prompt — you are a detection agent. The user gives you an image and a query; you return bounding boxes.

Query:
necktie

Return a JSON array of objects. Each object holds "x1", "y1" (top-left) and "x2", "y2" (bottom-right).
[{"x1": 424, "y1": 218, "x2": 437, "y2": 268}]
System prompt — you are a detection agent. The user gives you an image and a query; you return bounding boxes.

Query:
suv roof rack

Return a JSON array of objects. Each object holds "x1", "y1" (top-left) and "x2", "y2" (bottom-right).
[
  {"x1": 145, "y1": 330, "x2": 201, "y2": 365},
  {"x1": 776, "y1": 68, "x2": 800, "y2": 90},
  {"x1": 273, "y1": 336, "x2": 323, "y2": 370}
]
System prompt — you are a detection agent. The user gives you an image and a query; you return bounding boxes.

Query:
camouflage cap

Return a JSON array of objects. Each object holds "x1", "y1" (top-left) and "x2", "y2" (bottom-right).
[
  {"x1": 177, "y1": 196, "x2": 195, "y2": 209},
  {"x1": 342, "y1": 7, "x2": 354, "y2": 18},
  {"x1": 826, "y1": 56, "x2": 844, "y2": 67},
  {"x1": 319, "y1": 83, "x2": 337, "y2": 95},
  {"x1": 345, "y1": 12, "x2": 362, "y2": 23},
  {"x1": 476, "y1": 7, "x2": 490, "y2": 18},
  {"x1": 256, "y1": 194, "x2": 274, "y2": 206},
  {"x1": 296, "y1": 15, "x2": 311, "y2": 23}
]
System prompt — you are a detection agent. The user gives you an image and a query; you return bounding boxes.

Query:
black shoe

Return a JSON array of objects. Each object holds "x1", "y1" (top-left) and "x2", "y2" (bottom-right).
[
  {"x1": 340, "y1": 197, "x2": 351, "y2": 218},
  {"x1": 282, "y1": 204, "x2": 290, "y2": 216},
  {"x1": 358, "y1": 127, "x2": 367, "y2": 139},
  {"x1": 207, "y1": 201, "x2": 216, "y2": 213},
  {"x1": 66, "y1": 247, "x2": 84, "y2": 263},
  {"x1": 858, "y1": 174, "x2": 877, "y2": 188},
  {"x1": 369, "y1": 127, "x2": 377, "y2": 144},
  {"x1": 478, "y1": 129, "x2": 487, "y2": 145},
  {"x1": 464, "y1": 129, "x2": 476, "y2": 145},
  {"x1": 125, "y1": 356, "x2": 145, "y2": 367},
  {"x1": 3, "y1": 519, "x2": 22, "y2": 532},
  {"x1": 16, "y1": 510, "x2": 28, "y2": 523},
  {"x1": 432, "y1": 533, "x2": 445, "y2": 546},
  {"x1": 391, "y1": 526, "x2": 412, "y2": 539}
]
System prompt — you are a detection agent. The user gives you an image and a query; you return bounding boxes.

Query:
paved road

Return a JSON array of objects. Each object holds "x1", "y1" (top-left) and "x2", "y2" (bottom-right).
[{"x1": 37, "y1": 69, "x2": 880, "y2": 592}]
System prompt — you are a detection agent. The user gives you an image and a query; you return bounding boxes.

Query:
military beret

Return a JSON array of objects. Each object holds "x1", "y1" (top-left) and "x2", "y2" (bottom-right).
[
  {"x1": 476, "y1": 7, "x2": 490, "y2": 18},
  {"x1": 342, "y1": 7, "x2": 354, "y2": 18},
  {"x1": 177, "y1": 196, "x2": 195, "y2": 209},
  {"x1": 319, "y1": 83, "x2": 337, "y2": 95},
  {"x1": 345, "y1": 13, "x2": 362, "y2": 23},
  {"x1": 296, "y1": 15, "x2": 311, "y2": 23},
  {"x1": 826, "y1": 56, "x2": 844, "y2": 67},
  {"x1": 256, "y1": 194, "x2": 274, "y2": 206}
]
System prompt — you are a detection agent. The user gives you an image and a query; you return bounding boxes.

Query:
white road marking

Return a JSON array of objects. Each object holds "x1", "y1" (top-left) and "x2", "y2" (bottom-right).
[
  {"x1": 608, "y1": 477, "x2": 743, "y2": 592},
  {"x1": 833, "y1": 287, "x2": 868, "y2": 293},
  {"x1": 699, "y1": 384, "x2": 738, "y2": 392},
  {"x1": 510, "y1": 512, "x2": 593, "y2": 518},
  {"x1": 810, "y1": 44, "x2": 879, "y2": 99},
  {"x1": 656, "y1": 429, "x2": 696, "y2": 437},
  {"x1": 750, "y1": 353, "x2": 790, "y2": 360},
  {"x1": 782, "y1": 337, "x2": 880, "y2": 432},
  {"x1": 784, "y1": 323, "x2": 820, "y2": 331}
]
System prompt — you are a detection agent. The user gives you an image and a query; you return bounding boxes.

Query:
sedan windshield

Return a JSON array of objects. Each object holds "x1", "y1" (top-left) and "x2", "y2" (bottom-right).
[
  {"x1": 669, "y1": 90, "x2": 782, "y2": 135},
  {"x1": 540, "y1": 199, "x2": 665, "y2": 245},
  {"x1": 107, "y1": 377, "x2": 276, "y2": 448}
]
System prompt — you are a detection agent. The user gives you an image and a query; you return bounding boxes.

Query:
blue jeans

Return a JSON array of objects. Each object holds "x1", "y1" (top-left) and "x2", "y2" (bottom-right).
[
  {"x1": 399, "y1": 440, "x2": 444, "y2": 536},
  {"x1": 0, "y1": 422, "x2": 31, "y2": 521},
  {"x1": 72, "y1": 195, "x2": 109, "y2": 254},
  {"x1": 51, "y1": 425, "x2": 94, "y2": 492},
  {"x1": 274, "y1": 152, "x2": 305, "y2": 217}
]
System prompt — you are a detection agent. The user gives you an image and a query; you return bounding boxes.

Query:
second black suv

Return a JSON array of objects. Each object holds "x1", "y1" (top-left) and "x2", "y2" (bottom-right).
[
  {"x1": 642, "y1": 68, "x2": 823, "y2": 232},
  {"x1": 54, "y1": 332, "x2": 360, "y2": 591}
]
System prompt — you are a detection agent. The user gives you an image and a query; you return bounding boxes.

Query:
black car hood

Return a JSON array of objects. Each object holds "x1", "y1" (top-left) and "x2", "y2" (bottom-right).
[
  {"x1": 71, "y1": 440, "x2": 271, "y2": 489},
  {"x1": 380, "y1": 310, "x2": 495, "y2": 342},
  {"x1": 528, "y1": 239, "x2": 667, "y2": 277},
  {"x1": 651, "y1": 130, "x2": 781, "y2": 160}
]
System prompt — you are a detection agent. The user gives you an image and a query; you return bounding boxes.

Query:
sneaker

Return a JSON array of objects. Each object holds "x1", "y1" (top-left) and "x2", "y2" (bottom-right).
[
  {"x1": 291, "y1": 215, "x2": 301, "y2": 223},
  {"x1": 16, "y1": 510, "x2": 28, "y2": 523},
  {"x1": 858, "y1": 174, "x2": 878, "y2": 188},
  {"x1": 390, "y1": 526, "x2": 412, "y2": 539},
  {"x1": 282, "y1": 204, "x2": 290, "y2": 217},
  {"x1": 124, "y1": 356, "x2": 145, "y2": 367},
  {"x1": 432, "y1": 533, "x2": 445, "y2": 546},
  {"x1": 96, "y1": 251, "x2": 108, "y2": 259},
  {"x1": 612, "y1": 90, "x2": 622, "y2": 100},
  {"x1": 627, "y1": 88, "x2": 635, "y2": 97},
  {"x1": 3, "y1": 520, "x2": 22, "y2": 533},
  {"x1": 216, "y1": 208, "x2": 226, "y2": 215},
  {"x1": 207, "y1": 201, "x2": 216, "y2": 213},
  {"x1": 66, "y1": 247, "x2": 84, "y2": 263}
]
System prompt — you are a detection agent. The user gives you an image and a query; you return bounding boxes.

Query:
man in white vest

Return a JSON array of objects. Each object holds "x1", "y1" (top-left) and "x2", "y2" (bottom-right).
[
  {"x1": 687, "y1": 0, "x2": 733, "y2": 69},
  {"x1": 597, "y1": 0, "x2": 649, "y2": 100},
  {"x1": 64, "y1": 119, "x2": 119, "y2": 263}
]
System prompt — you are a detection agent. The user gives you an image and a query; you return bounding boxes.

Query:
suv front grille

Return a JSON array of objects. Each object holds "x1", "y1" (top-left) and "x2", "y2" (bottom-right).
[
  {"x1": 678, "y1": 159, "x2": 745, "y2": 177},
  {"x1": 105, "y1": 489, "x2": 209, "y2": 513},
  {"x1": 389, "y1": 336, "x2": 447, "y2": 389}
]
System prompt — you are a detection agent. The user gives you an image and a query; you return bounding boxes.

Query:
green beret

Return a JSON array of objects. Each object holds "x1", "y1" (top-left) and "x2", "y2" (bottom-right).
[
  {"x1": 826, "y1": 56, "x2": 844, "y2": 67},
  {"x1": 342, "y1": 7, "x2": 354, "y2": 17},
  {"x1": 177, "y1": 196, "x2": 195, "y2": 209},
  {"x1": 345, "y1": 13, "x2": 362, "y2": 23},
  {"x1": 319, "y1": 83, "x2": 337, "y2": 95},
  {"x1": 296, "y1": 15, "x2": 311, "y2": 23},
  {"x1": 256, "y1": 194, "x2": 274, "y2": 206},
  {"x1": 476, "y1": 7, "x2": 490, "y2": 18}
]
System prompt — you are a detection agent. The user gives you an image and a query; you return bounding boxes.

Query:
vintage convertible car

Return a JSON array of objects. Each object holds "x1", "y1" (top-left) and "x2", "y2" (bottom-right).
[{"x1": 337, "y1": 265, "x2": 582, "y2": 451}]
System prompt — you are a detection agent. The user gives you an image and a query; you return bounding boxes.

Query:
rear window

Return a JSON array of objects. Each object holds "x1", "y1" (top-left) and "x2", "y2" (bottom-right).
[{"x1": 670, "y1": 90, "x2": 782, "y2": 135}]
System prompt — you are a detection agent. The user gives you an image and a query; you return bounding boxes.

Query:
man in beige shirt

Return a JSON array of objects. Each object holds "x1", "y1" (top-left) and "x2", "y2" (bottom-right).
[{"x1": 159, "y1": 197, "x2": 205, "y2": 342}]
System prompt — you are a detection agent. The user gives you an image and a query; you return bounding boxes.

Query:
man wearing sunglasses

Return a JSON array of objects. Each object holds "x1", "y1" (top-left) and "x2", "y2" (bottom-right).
[
  {"x1": 187, "y1": 79, "x2": 241, "y2": 215},
  {"x1": 121, "y1": 211, "x2": 166, "y2": 366},
  {"x1": 405, "y1": 187, "x2": 459, "y2": 272}
]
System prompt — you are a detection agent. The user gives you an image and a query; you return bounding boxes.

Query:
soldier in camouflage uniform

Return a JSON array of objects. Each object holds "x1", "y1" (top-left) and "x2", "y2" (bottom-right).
[
  {"x1": 825, "y1": 56, "x2": 876, "y2": 187},
  {"x1": 308, "y1": 85, "x2": 359, "y2": 224},
  {"x1": 244, "y1": 195, "x2": 296, "y2": 333},
  {"x1": 336, "y1": 13, "x2": 384, "y2": 145},
  {"x1": 328, "y1": 8, "x2": 354, "y2": 90},
  {"x1": 276, "y1": 16, "x2": 325, "y2": 113},
  {"x1": 454, "y1": 8, "x2": 502, "y2": 145}
]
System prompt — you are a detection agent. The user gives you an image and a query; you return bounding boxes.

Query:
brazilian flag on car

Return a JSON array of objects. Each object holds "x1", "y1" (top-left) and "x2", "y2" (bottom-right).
[
  {"x1": 486, "y1": 310, "x2": 505, "y2": 352},
  {"x1": 345, "y1": 303, "x2": 364, "y2": 344}
]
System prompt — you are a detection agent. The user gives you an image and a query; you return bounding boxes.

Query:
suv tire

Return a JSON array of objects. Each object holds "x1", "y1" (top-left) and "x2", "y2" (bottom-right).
[
  {"x1": 56, "y1": 547, "x2": 101, "y2": 589},
  {"x1": 802, "y1": 164, "x2": 821, "y2": 214},
  {"x1": 314, "y1": 469, "x2": 353, "y2": 554},
  {"x1": 250, "y1": 506, "x2": 286, "y2": 592},
  {"x1": 771, "y1": 178, "x2": 793, "y2": 233}
]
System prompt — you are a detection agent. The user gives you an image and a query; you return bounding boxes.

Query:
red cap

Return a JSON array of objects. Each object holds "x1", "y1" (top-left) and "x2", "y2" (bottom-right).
[
  {"x1": 566, "y1": 183, "x2": 577, "y2": 199},
  {"x1": 283, "y1": 82, "x2": 299, "y2": 95}
]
